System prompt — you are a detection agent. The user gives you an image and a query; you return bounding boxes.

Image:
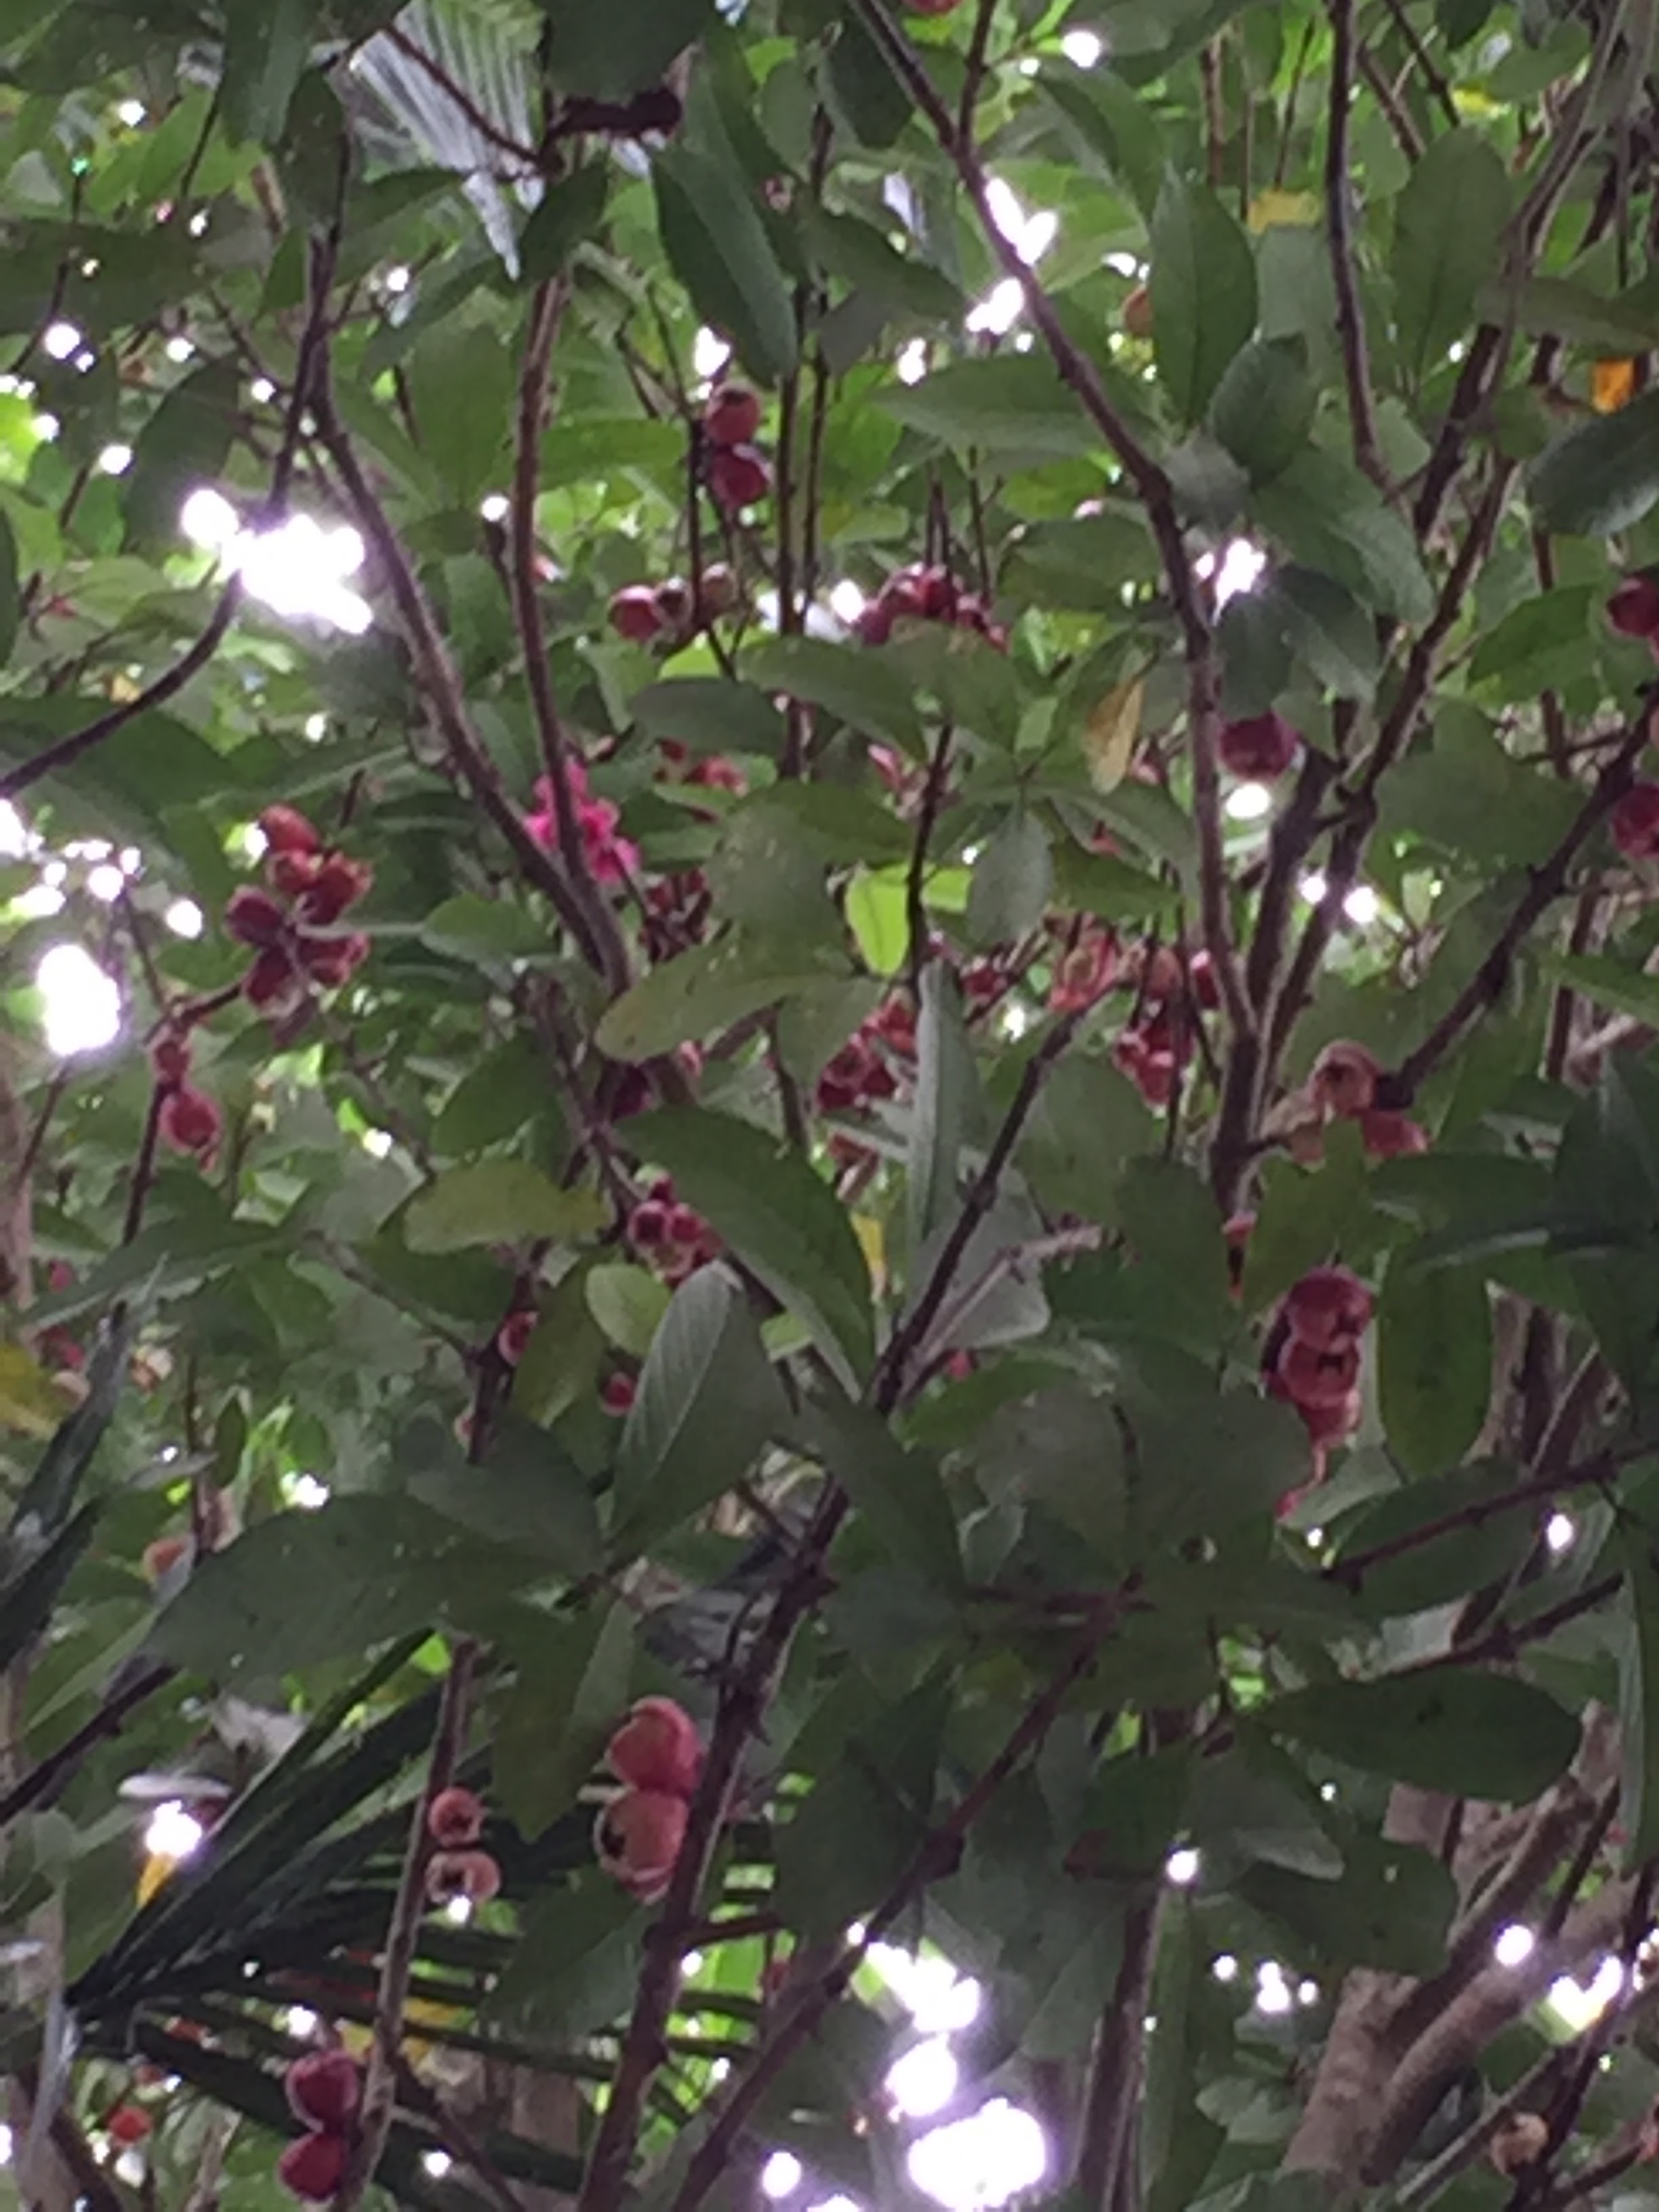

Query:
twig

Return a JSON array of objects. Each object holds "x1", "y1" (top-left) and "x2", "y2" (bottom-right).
[
  {"x1": 957, "y1": 0, "x2": 1000, "y2": 143},
  {"x1": 330, "y1": 1637, "x2": 478, "y2": 2210},
  {"x1": 1326, "y1": 0, "x2": 1386, "y2": 485},
  {"x1": 1076, "y1": 1887, "x2": 1162, "y2": 2210},
  {"x1": 0, "y1": 1662, "x2": 173, "y2": 1826},
  {"x1": 1376, "y1": 0, "x2": 1460, "y2": 127},
  {"x1": 906, "y1": 728, "x2": 955, "y2": 1004},
  {"x1": 1393, "y1": 715, "x2": 1653, "y2": 1097},
  {"x1": 1326, "y1": 1453, "x2": 1618, "y2": 1592},
  {"x1": 510, "y1": 279, "x2": 629, "y2": 991},
  {"x1": 665, "y1": 1586, "x2": 1132, "y2": 2212}
]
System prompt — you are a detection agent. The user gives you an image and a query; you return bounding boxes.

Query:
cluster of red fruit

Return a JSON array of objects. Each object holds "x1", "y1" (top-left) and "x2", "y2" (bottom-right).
[
  {"x1": 1048, "y1": 922, "x2": 1119, "y2": 1015},
  {"x1": 226, "y1": 804, "x2": 372, "y2": 1017},
  {"x1": 1218, "y1": 709, "x2": 1300, "y2": 783},
  {"x1": 700, "y1": 382, "x2": 771, "y2": 514},
  {"x1": 1109, "y1": 944, "x2": 1218, "y2": 1109},
  {"x1": 104, "y1": 2102, "x2": 152, "y2": 2150},
  {"x1": 626, "y1": 1177, "x2": 720, "y2": 1285},
  {"x1": 817, "y1": 998, "x2": 914, "y2": 1114},
  {"x1": 275, "y1": 2050, "x2": 365, "y2": 2202},
  {"x1": 524, "y1": 757, "x2": 639, "y2": 888},
  {"x1": 594, "y1": 1696, "x2": 703, "y2": 1904},
  {"x1": 424, "y1": 1784, "x2": 500, "y2": 1908},
  {"x1": 1307, "y1": 1040, "x2": 1427, "y2": 1162},
  {"x1": 608, "y1": 565, "x2": 739, "y2": 647},
  {"x1": 1267, "y1": 1263, "x2": 1374, "y2": 1460},
  {"x1": 1598, "y1": 580, "x2": 1659, "y2": 855},
  {"x1": 149, "y1": 1027, "x2": 223, "y2": 1169},
  {"x1": 853, "y1": 563, "x2": 1008, "y2": 650}
]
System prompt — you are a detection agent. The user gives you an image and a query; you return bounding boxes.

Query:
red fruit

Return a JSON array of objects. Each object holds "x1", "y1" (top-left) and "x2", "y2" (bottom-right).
[
  {"x1": 1282, "y1": 1265, "x2": 1374, "y2": 1351},
  {"x1": 1113, "y1": 1028, "x2": 1179, "y2": 1107},
  {"x1": 106, "y1": 2105, "x2": 151, "y2": 2146},
  {"x1": 1297, "y1": 1387, "x2": 1364, "y2": 1449},
  {"x1": 602, "y1": 1372, "x2": 637, "y2": 1415},
  {"x1": 149, "y1": 1033, "x2": 192, "y2": 1087},
  {"x1": 607, "y1": 1696, "x2": 703, "y2": 1799},
  {"x1": 45, "y1": 1259, "x2": 75, "y2": 1292},
  {"x1": 904, "y1": 0, "x2": 963, "y2": 14},
  {"x1": 667, "y1": 1203, "x2": 705, "y2": 1248},
  {"x1": 159, "y1": 1086, "x2": 222, "y2": 1160},
  {"x1": 224, "y1": 885, "x2": 287, "y2": 947},
  {"x1": 609, "y1": 585, "x2": 669, "y2": 644},
  {"x1": 1218, "y1": 711, "x2": 1299, "y2": 781},
  {"x1": 915, "y1": 566, "x2": 958, "y2": 620},
  {"x1": 300, "y1": 933, "x2": 370, "y2": 987},
  {"x1": 428, "y1": 1786, "x2": 487, "y2": 1848},
  {"x1": 1613, "y1": 782, "x2": 1659, "y2": 860},
  {"x1": 267, "y1": 848, "x2": 323, "y2": 899},
  {"x1": 706, "y1": 443, "x2": 771, "y2": 512},
  {"x1": 143, "y1": 1535, "x2": 192, "y2": 1581},
  {"x1": 628, "y1": 1199, "x2": 671, "y2": 1251},
  {"x1": 1607, "y1": 577, "x2": 1659, "y2": 639},
  {"x1": 278, "y1": 2131, "x2": 350, "y2": 2203},
  {"x1": 299, "y1": 856, "x2": 373, "y2": 926},
  {"x1": 703, "y1": 384, "x2": 762, "y2": 447},
  {"x1": 1138, "y1": 945, "x2": 1184, "y2": 1003},
  {"x1": 285, "y1": 2051, "x2": 363, "y2": 2132},
  {"x1": 699, "y1": 562, "x2": 739, "y2": 617},
  {"x1": 595, "y1": 1786, "x2": 689, "y2": 1902},
  {"x1": 1188, "y1": 949, "x2": 1221, "y2": 1012},
  {"x1": 426, "y1": 1849, "x2": 501, "y2": 1906},
  {"x1": 243, "y1": 946, "x2": 302, "y2": 1013},
  {"x1": 1360, "y1": 1107, "x2": 1429, "y2": 1159},
  {"x1": 495, "y1": 1310, "x2": 537, "y2": 1366},
  {"x1": 260, "y1": 804, "x2": 321, "y2": 856},
  {"x1": 1311, "y1": 1040, "x2": 1379, "y2": 1118},
  {"x1": 1276, "y1": 1334, "x2": 1361, "y2": 1410}
]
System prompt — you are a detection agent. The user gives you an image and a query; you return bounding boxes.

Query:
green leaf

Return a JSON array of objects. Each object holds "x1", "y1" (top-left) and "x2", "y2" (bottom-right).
[
  {"x1": 1468, "y1": 586, "x2": 1596, "y2": 701},
  {"x1": 123, "y1": 359, "x2": 241, "y2": 550},
  {"x1": 797, "y1": 1391, "x2": 962, "y2": 1589},
  {"x1": 0, "y1": 1503, "x2": 99, "y2": 1675},
  {"x1": 1548, "y1": 951, "x2": 1659, "y2": 1029},
  {"x1": 1266, "y1": 1671, "x2": 1579, "y2": 1801},
  {"x1": 1336, "y1": 1462, "x2": 1541, "y2": 1619},
  {"x1": 399, "y1": 1413, "x2": 602, "y2": 1580},
  {"x1": 966, "y1": 810, "x2": 1052, "y2": 948},
  {"x1": 1618, "y1": 1542, "x2": 1659, "y2": 1864},
  {"x1": 1273, "y1": 567, "x2": 1382, "y2": 703},
  {"x1": 586, "y1": 1264, "x2": 670, "y2": 1357},
  {"x1": 519, "y1": 164, "x2": 609, "y2": 280},
  {"x1": 630, "y1": 676, "x2": 787, "y2": 758},
  {"x1": 406, "y1": 319, "x2": 514, "y2": 504},
  {"x1": 613, "y1": 1267, "x2": 786, "y2": 1550},
  {"x1": 487, "y1": 1876, "x2": 642, "y2": 2035},
  {"x1": 877, "y1": 353, "x2": 1109, "y2": 459},
  {"x1": 628, "y1": 1106, "x2": 875, "y2": 1387},
  {"x1": 656, "y1": 147, "x2": 799, "y2": 385},
  {"x1": 544, "y1": 0, "x2": 716, "y2": 98},
  {"x1": 220, "y1": 0, "x2": 316, "y2": 146},
  {"x1": 1149, "y1": 171, "x2": 1258, "y2": 424},
  {"x1": 802, "y1": 207, "x2": 964, "y2": 320},
  {"x1": 1038, "y1": 63, "x2": 1165, "y2": 219},
  {"x1": 1238, "y1": 1835, "x2": 1456, "y2": 1976},
  {"x1": 596, "y1": 938, "x2": 846, "y2": 1061},
  {"x1": 0, "y1": 508, "x2": 19, "y2": 672},
  {"x1": 824, "y1": 11, "x2": 913, "y2": 147},
  {"x1": 1391, "y1": 129, "x2": 1511, "y2": 380},
  {"x1": 1530, "y1": 388, "x2": 1659, "y2": 535},
  {"x1": 493, "y1": 1604, "x2": 634, "y2": 1841},
  {"x1": 744, "y1": 634, "x2": 922, "y2": 747},
  {"x1": 1377, "y1": 1248, "x2": 1492, "y2": 1476},
  {"x1": 404, "y1": 1164, "x2": 607, "y2": 1255},
  {"x1": 908, "y1": 964, "x2": 977, "y2": 1252},
  {"x1": 1252, "y1": 449, "x2": 1434, "y2": 623},
  {"x1": 421, "y1": 894, "x2": 553, "y2": 968},
  {"x1": 434, "y1": 1037, "x2": 550, "y2": 1154},
  {"x1": 1208, "y1": 338, "x2": 1315, "y2": 480}
]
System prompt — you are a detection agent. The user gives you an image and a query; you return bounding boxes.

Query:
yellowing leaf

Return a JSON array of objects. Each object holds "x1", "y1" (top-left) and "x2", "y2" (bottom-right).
[
  {"x1": 854, "y1": 1212, "x2": 886, "y2": 1294},
  {"x1": 1593, "y1": 358, "x2": 1639, "y2": 413},
  {"x1": 108, "y1": 672, "x2": 142, "y2": 703},
  {"x1": 1083, "y1": 676, "x2": 1145, "y2": 794},
  {"x1": 0, "y1": 1345, "x2": 68, "y2": 1437},
  {"x1": 1247, "y1": 189, "x2": 1318, "y2": 234},
  {"x1": 136, "y1": 1853, "x2": 173, "y2": 1907}
]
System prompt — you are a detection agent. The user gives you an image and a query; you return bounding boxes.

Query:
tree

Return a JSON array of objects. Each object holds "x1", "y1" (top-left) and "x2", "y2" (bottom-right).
[{"x1": 9, "y1": 0, "x2": 1659, "y2": 2206}]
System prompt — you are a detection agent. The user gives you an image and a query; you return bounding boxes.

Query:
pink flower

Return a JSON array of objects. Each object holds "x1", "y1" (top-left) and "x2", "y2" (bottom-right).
[{"x1": 525, "y1": 772, "x2": 639, "y2": 886}]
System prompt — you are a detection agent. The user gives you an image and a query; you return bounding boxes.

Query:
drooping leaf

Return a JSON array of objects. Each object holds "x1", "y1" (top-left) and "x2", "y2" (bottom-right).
[
  {"x1": 1149, "y1": 171, "x2": 1258, "y2": 423},
  {"x1": 123, "y1": 359, "x2": 241, "y2": 549},
  {"x1": 907, "y1": 963, "x2": 978, "y2": 1253},
  {"x1": 1391, "y1": 129, "x2": 1511, "y2": 381},
  {"x1": 1082, "y1": 674, "x2": 1145, "y2": 794},
  {"x1": 613, "y1": 1267, "x2": 787, "y2": 1551},
  {"x1": 1266, "y1": 1671, "x2": 1578, "y2": 1801},
  {"x1": 1530, "y1": 387, "x2": 1659, "y2": 535},
  {"x1": 1376, "y1": 1248, "x2": 1492, "y2": 1476},
  {"x1": 745, "y1": 634, "x2": 923, "y2": 747},
  {"x1": 796, "y1": 1389, "x2": 962, "y2": 1590},
  {"x1": 655, "y1": 146, "x2": 799, "y2": 385},
  {"x1": 220, "y1": 0, "x2": 316, "y2": 146},
  {"x1": 543, "y1": 0, "x2": 718, "y2": 99},
  {"x1": 596, "y1": 938, "x2": 848, "y2": 1061},
  {"x1": 403, "y1": 1163, "x2": 607, "y2": 1255},
  {"x1": 628, "y1": 1106, "x2": 875, "y2": 1387},
  {"x1": 1208, "y1": 337, "x2": 1315, "y2": 480},
  {"x1": 966, "y1": 811, "x2": 1052, "y2": 947}
]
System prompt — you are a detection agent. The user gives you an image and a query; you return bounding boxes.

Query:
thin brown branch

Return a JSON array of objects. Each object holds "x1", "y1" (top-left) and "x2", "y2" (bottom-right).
[
  {"x1": 666, "y1": 1586, "x2": 1132, "y2": 2212},
  {"x1": 0, "y1": 1662, "x2": 173, "y2": 1826},
  {"x1": 1326, "y1": 0, "x2": 1386, "y2": 485},
  {"x1": 330, "y1": 1636, "x2": 478, "y2": 2210},
  {"x1": 511, "y1": 280, "x2": 629, "y2": 992},
  {"x1": 1076, "y1": 1888, "x2": 1162, "y2": 2210}
]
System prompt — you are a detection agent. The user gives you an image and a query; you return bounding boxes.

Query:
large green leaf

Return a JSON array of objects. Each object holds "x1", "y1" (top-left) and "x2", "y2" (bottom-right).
[
  {"x1": 123, "y1": 359, "x2": 241, "y2": 549},
  {"x1": 220, "y1": 0, "x2": 316, "y2": 145},
  {"x1": 628, "y1": 1106, "x2": 874, "y2": 1386},
  {"x1": 1149, "y1": 171, "x2": 1258, "y2": 423},
  {"x1": 1266, "y1": 1671, "x2": 1579, "y2": 1801},
  {"x1": 877, "y1": 353, "x2": 1109, "y2": 459},
  {"x1": 596, "y1": 938, "x2": 849, "y2": 1061},
  {"x1": 403, "y1": 1163, "x2": 607, "y2": 1254},
  {"x1": 1391, "y1": 129, "x2": 1511, "y2": 380},
  {"x1": 655, "y1": 147, "x2": 799, "y2": 385},
  {"x1": 796, "y1": 1390, "x2": 962, "y2": 1591},
  {"x1": 1252, "y1": 449, "x2": 1434, "y2": 622},
  {"x1": 745, "y1": 633, "x2": 924, "y2": 747},
  {"x1": 613, "y1": 1267, "x2": 787, "y2": 1551},
  {"x1": 1376, "y1": 1248, "x2": 1492, "y2": 1477},
  {"x1": 1530, "y1": 388, "x2": 1659, "y2": 535},
  {"x1": 544, "y1": 0, "x2": 717, "y2": 98}
]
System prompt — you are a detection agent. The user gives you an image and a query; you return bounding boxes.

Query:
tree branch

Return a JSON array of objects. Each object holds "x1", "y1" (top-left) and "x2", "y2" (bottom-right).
[
  {"x1": 331, "y1": 1637, "x2": 477, "y2": 2211},
  {"x1": 1325, "y1": 0, "x2": 1386, "y2": 487}
]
